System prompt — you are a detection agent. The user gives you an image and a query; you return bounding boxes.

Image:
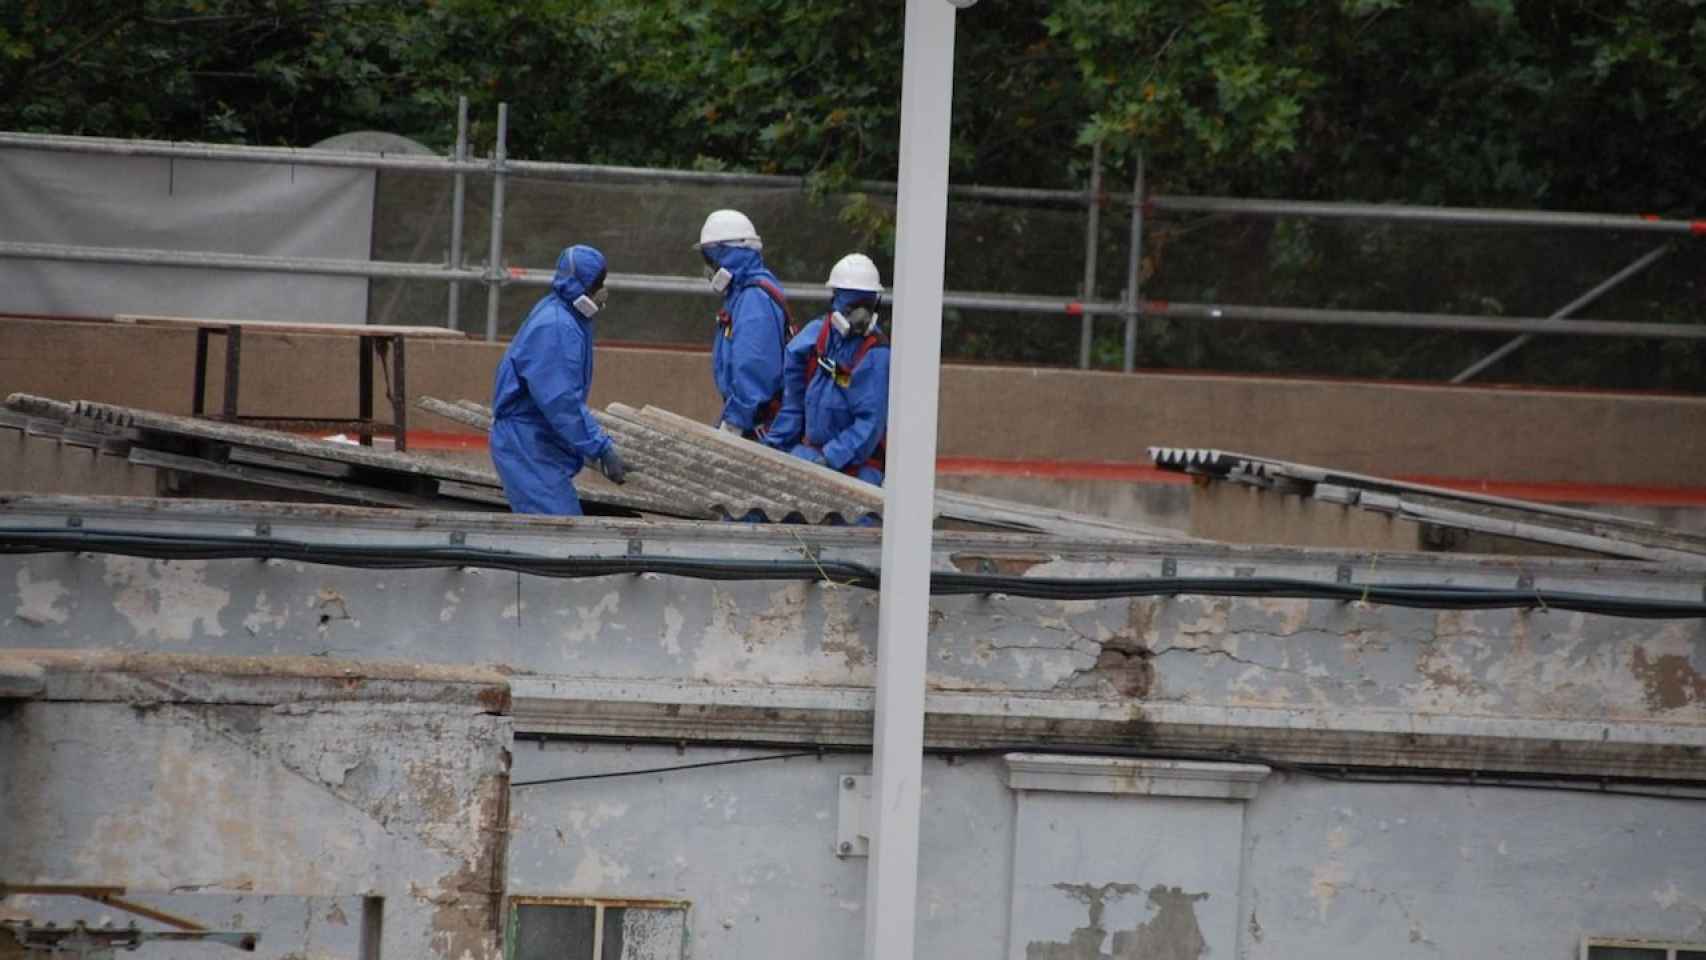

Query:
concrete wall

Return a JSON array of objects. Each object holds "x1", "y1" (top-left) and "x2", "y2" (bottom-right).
[
  {"x1": 1, "y1": 429, "x2": 162, "y2": 499},
  {"x1": 4, "y1": 499, "x2": 1702, "y2": 781},
  {"x1": 4, "y1": 500, "x2": 1705, "y2": 959},
  {"x1": 0, "y1": 653, "x2": 513, "y2": 960},
  {"x1": 5, "y1": 316, "x2": 1706, "y2": 488},
  {"x1": 506, "y1": 743, "x2": 1706, "y2": 960}
]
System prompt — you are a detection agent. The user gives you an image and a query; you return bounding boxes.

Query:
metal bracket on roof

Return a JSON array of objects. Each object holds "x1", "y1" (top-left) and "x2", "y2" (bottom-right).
[
  {"x1": 65, "y1": 515, "x2": 82, "y2": 529},
  {"x1": 1161, "y1": 558, "x2": 1177, "y2": 578},
  {"x1": 1234, "y1": 565, "x2": 1255, "y2": 578},
  {"x1": 1516, "y1": 573, "x2": 1535, "y2": 591},
  {"x1": 1314, "y1": 483, "x2": 1358, "y2": 506},
  {"x1": 1335, "y1": 565, "x2": 1353, "y2": 585},
  {"x1": 626, "y1": 538, "x2": 643, "y2": 558},
  {"x1": 449, "y1": 531, "x2": 467, "y2": 546},
  {"x1": 253, "y1": 521, "x2": 271, "y2": 537},
  {"x1": 1360, "y1": 492, "x2": 1402, "y2": 514}
]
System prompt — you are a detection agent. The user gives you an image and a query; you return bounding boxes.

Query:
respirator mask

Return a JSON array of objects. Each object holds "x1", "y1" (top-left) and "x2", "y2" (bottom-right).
[
  {"x1": 829, "y1": 303, "x2": 877, "y2": 337},
  {"x1": 702, "y1": 250, "x2": 733, "y2": 294},
  {"x1": 573, "y1": 270, "x2": 609, "y2": 317}
]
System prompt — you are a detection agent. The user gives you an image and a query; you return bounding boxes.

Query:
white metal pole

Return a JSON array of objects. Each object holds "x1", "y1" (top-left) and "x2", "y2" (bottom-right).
[
  {"x1": 1123, "y1": 151, "x2": 1144, "y2": 373},
  {"x1": 865, "y1": 1, "x2": 957, "y2": 959},
  {"x1": 484, "y1": 102, "x2": 508, "y2": 342},
  {"x1": 1077, "y1": 140, "x2": 1103, "y2": 369},
  {"x1": 447, "y1": 95, "x2": 469, "y2": 332}
]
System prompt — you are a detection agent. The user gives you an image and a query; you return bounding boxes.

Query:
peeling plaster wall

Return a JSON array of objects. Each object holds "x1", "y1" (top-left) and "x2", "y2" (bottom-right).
[
  {"x1": 1, "y1": 696, "x2": 511, "y2": 960},
  {"x1": 1238, "y1": 777, "x2": 1706, "y2": 959},
  {"x1": 6, "y1": 550, "x2": 1703, "y2": 726},
  {"x1": 507, "y1": 745, "x2": 1706, "y2": 960},
  {"x1": 506, "y1": 745, "x2": 1014, "y2": 960}
]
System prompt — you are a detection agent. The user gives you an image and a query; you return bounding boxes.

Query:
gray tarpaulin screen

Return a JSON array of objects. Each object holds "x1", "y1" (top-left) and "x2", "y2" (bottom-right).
[{"x1": 0, "y1": 148, "x2": 374, "y2": 324}]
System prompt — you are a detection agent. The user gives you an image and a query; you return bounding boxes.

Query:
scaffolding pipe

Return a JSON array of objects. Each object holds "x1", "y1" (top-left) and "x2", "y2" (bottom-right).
[
  {"x1": 5, "y1": 130, "x2": 1704, "y2": 231},
  {"x1": 0, "y1": 240, "x2": 483, "y2": 283},
  {"x1": 447, "y1": 95, "x2": 469, "y2": 332},
  {"x1": 1147, "y1": 194, "x2": 1706, "y2": 235},
  {"x1": 1450, "y1": 244, "x2": 1674, "y2": 383},
  {"x1": 0, "y1": 131, "x2": 479, "y2": 174},
  {"x1": 1123, "y1": 153, "x2": 1144, "y2": 372},
  {"x1": 5, "y1": 242, "x2": 1701, "y2": 341},
  {"x1": 1078, "y1": 141, "x2": 1102, "y2": 369},
  {"x1": 1143, "y1": 299, "x2": 1706, "y2": 340},
  {"x1": 484, "y1": 103, "x2": 508, "y2": 342}
]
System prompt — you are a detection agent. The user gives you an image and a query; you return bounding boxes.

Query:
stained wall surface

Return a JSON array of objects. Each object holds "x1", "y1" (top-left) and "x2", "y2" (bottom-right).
[{"x1": 505, "y1": 745, "x2": 1706, "y2": 960}]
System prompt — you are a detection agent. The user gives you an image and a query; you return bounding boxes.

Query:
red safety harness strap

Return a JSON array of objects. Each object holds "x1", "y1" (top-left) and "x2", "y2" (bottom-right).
[{"x1": 804, "y1": 320, "x2": 889, "y2": 476}]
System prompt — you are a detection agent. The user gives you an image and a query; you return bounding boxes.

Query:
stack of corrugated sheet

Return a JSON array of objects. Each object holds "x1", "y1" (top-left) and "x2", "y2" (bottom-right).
[
  {"x1": 416, "y1": 397, "x2": 874, "y2": 522},
  {"x1": 3, "y1": 390, "x2": 1188, "y2": 541},
  {"x1": 3, "y1": 393, "x2": 680, "y2": 516},
  {"x1": 422, "y1": 396, "x2": 1190, "y2": 540},
  {"x1": 1150, "y1": 445, "x2": 1706, "y2": 566}
]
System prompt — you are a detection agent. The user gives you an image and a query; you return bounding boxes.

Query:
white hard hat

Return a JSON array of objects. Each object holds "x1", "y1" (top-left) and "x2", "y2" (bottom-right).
[
  {"x1": 695, "y1": 209, "x2": 762, "y2": 250},
  {"x1": 825, "y1": 253, "x2": 883, "y2": 293}
]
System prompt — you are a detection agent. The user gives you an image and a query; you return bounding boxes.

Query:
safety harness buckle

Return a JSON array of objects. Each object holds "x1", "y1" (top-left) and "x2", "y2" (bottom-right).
[{"x1": 816, "y1": 354, "x2": 851, "y2": 387}]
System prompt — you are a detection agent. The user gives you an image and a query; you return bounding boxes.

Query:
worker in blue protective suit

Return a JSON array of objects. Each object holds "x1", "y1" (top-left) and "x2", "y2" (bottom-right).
[
  {"x1": 764, "y1": 253, "x2": 890, "y2": 486},
  {"x1": 695, "y1": 209, "x2": 793, "y2": 439},
  {"x1": 489, "y1": 244, "x2": 627, "y2": 516}
]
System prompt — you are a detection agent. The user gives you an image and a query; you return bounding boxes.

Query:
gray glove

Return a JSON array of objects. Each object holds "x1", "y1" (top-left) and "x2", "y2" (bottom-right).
[{"x1": 598, "y1": 446, "x2": 627, "y2": 485}]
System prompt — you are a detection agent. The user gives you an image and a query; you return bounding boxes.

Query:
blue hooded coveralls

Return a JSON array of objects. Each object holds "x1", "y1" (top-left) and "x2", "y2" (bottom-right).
[
  {"x1": 489, "y1": 245, "x2": 614, "y2": 516},
  {"x1": 707, "y1": 246, "x2": 788, "y2": 433},
  {"x1": 764, "y1": 289, "x2": 891, "y2": 486}
]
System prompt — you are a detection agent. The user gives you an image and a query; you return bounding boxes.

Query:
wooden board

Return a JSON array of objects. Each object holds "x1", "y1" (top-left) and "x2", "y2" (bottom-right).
[{"x1": 113, "y1": 314, "x2": 468, "y2": 339}]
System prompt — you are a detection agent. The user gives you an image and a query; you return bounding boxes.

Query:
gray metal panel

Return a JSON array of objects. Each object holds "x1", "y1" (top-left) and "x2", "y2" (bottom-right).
[{"x1": 1150, "y1": 445, "x2": 1706, "y2": 565}]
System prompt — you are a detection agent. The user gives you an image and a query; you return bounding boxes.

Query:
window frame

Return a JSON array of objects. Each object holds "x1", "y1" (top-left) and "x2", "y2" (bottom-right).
[
  {"x1": 506, "y1": 895, "x2": 691, "y2": 960},
  {"x1": 1583, "y1": 937, "x2": 1706, "y2": 960}
]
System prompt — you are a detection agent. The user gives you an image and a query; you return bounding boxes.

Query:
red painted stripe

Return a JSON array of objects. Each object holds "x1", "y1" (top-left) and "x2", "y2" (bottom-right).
[
  {"x1": 1692, "y1": 220, "x2": 1706, "y2": 237},
  {"x1": 396, "y1": 430, "x2": 490, "y2": 450},
  {"x1": 936, "y1": 457, "x2": 1193, "y2": 485}
]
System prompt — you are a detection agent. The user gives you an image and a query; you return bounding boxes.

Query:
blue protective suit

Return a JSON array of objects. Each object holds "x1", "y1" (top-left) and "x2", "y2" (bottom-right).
[
  {"x1": 707, "y1": 246, "x2": 788, "y2": 432},
  {"x1": 489, "y1": 245, "x2": 615, "y2": 516},
  {"x1": 764, "y1": 289, "x2": 890, "y2": 486}
]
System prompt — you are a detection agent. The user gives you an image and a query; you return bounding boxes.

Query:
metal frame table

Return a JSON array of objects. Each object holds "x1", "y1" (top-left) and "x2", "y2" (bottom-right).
[{"x1": 116, "y1": 314, "x2": 467, "y2": 452}]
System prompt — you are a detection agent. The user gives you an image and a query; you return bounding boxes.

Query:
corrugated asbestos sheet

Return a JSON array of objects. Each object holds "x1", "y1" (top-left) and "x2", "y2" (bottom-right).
[
  {"x1": 1150, "y1": 445, "x2": 1706, "y2": 566},
  {"x1": 420, "y1": 396, "x2": 1190, "y2": 541},
  {"x1": 3, "y1": 393, "x2": 680, "y2": 517},
  {"x1": 416, "y1": 396, "x2": 879, "y2": 523},
  {"x1": 4, "y1": 391, "x2": 1185, "y2": 540}
]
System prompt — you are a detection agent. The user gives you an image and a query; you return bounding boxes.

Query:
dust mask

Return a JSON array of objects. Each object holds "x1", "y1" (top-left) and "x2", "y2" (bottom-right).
[
  {"x1": 830, "y1": 304, "x2": 877, "y2": 337},
  {"x1": 573, "y1": 286, "x2": 608, "y2": 318}
]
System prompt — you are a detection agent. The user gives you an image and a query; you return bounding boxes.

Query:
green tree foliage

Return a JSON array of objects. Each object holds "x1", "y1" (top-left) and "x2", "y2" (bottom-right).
[
  {"x1": 6, "y1": 0, "x2": 1701, "y2": 209},
  {"x1": 2, "y1": 0, "x2": 1701, "y2": 384}
]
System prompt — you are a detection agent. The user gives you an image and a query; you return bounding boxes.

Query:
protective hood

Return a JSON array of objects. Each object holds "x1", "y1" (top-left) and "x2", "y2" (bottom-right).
[
  {"x1": 830, "y1": 288, "x2": 879, "y2": 314},
  {"x1": 551, "y1": 245, "x2": 607, "y2": 316},
  {"x1": 705, "y1": 244, "x2": 769, "y2": 288}
]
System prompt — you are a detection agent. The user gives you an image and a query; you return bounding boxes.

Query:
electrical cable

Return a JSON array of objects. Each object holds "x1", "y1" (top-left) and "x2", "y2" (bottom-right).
[
  {"x1": 5, "y1": 526, "x2": 1705, "y2": 619},
  {"x1": 506, "y1": 740, "x2": 1706, "y2": 803},
  {"x1": 510, "y1": 750, "x2": 824, "y2": 787}
]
